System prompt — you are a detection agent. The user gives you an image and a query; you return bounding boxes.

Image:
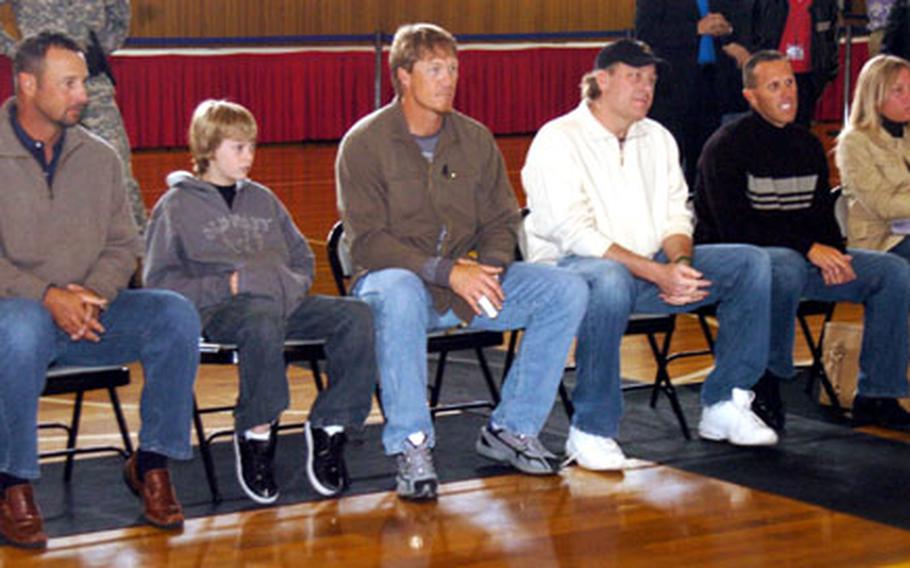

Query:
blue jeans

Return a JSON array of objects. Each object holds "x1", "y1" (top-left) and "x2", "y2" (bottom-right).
[
  {"x1": 559, "y1": 244, "x2": 771, "y2": 438},
  {"x1": 766, "y1": 247, "x2": 910, "y2": 397},
  {"x1": 201, "y1": 294, "x2": 377, "y2": 432},
  {"x1": 0, "y1": 290, "x2": 200, "y2": 479},
  {"x1": 353, "y1": 262, "x2": 588, "y2": 455}
]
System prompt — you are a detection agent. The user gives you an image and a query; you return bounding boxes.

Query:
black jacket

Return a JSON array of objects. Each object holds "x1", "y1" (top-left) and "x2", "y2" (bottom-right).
[
  {"x1": 752, "y1": 0, "x2": 839, "y2": 89},
  {"x1": 635, "y1": 0, "x2": 757, "y2": 118}
]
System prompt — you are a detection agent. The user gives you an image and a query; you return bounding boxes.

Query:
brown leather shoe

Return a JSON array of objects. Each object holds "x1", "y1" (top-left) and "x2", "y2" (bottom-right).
[
  {"x1": 0, "y1": 484, "x2": 47, "y2": 549},
  {"x1": 123, "y1": 455, "x2": 184, "y2": 530}
]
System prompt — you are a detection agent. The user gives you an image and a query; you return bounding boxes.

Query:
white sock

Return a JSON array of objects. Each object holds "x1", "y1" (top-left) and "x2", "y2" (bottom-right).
[
  {"x1": 322, "y1": 425, "x2": 344, "y2": 436},
  {"x1": 407, "y1": 431, "x2": 427, "y2": 446},
  {"x1": 244, "y1": 427, "x2": 271, "y2": 441}
]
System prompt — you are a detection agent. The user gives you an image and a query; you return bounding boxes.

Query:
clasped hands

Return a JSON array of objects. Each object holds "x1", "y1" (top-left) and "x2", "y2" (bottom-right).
[{"x1": 43, "y1": 284, "x2": 107, "y2": 342}]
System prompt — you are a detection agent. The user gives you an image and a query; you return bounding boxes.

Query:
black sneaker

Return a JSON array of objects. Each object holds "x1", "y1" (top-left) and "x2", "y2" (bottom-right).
[
  {"x1": 304, "y1": 422, "x2": 349, "y2": 497},
  {"x1": 233, "y1": 424, "x2": 279, "y2": 504},
  {"x1": 752, "y1": 372, "x2": 786, "y2": 432},
  {"x1": 852, "y1": 395, "x2": 910, "y2": 428}
]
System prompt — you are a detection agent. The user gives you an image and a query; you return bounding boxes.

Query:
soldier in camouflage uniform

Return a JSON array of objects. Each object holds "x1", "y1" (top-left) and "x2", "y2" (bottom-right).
[{"x1": 0, "y1": 0, "x2": 147, "y2": 231}]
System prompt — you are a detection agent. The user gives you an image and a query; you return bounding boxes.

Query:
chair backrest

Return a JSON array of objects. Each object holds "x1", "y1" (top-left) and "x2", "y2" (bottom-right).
[
  {"x1": 516, "y1": 207, "x2": 530, "y2": 262},
  {"x1": 326, "y1": 221, "x2": 354, "y2": 296},
  {"x1": 832, "y1": 187, "x2": 847, "y2": 238}
]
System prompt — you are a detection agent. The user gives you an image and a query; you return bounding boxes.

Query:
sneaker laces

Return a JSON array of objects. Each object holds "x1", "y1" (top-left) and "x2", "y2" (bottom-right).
[
  {"x1": 401, "y1": 441, "x2": 435, "y2": 477},
  {"x1": 509, "y1": 432, "x2": 557, "y2": 460}
]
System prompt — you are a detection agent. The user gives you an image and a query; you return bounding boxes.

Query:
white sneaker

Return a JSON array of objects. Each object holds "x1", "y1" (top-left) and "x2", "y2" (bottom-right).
[
  {"x1": 699, "y1": 388, "x2": 779, "y2": 446},
  {"x1": 563, "y1": 426, "x2": 626, "y2": 471}
]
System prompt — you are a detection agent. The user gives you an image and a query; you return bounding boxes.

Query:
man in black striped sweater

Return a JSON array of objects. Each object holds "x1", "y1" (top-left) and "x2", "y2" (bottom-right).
[{"x1": 694, "y1": 50, "x2": 910, "y2": 431}]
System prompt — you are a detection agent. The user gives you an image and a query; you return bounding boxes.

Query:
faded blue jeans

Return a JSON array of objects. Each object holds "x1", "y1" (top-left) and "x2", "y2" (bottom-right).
[
  {"x1": 0, "y1": 290, "x2": 200, "y2": 479},
  {"x1": 766, "y1": 246, "x2": 910, "y2": 397},
  {"x1": 353, "y1": 262, "x2": 588, "y2": 455},
  {"x1": 559, "y1": 244, "x2": 772, "y2": 439}
]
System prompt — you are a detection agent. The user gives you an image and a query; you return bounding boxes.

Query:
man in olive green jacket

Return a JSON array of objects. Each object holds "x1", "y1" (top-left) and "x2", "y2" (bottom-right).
[{"x1": 336, "y1": 23, "x2": 588, "y2": 501}]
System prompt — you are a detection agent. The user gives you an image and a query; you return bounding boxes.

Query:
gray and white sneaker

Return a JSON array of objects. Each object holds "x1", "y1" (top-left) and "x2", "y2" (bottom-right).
[
  {"x1": 475, "y1": 424, "x2": 558, "y2": 475},
  {"x1": 395, "y1": 436, "x2": 438, "y2": 501}
]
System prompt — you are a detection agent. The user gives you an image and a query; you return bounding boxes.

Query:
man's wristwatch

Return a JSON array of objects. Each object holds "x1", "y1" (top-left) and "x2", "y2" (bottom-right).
[{"x1": 673, "y1": 255, "x2": 693, "y2": 266}]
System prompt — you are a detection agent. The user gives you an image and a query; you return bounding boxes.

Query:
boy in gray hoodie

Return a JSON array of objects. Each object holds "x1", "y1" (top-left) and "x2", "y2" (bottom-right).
[{"x1": 144, "y1": 99, "x2": 376, "y2": 503}]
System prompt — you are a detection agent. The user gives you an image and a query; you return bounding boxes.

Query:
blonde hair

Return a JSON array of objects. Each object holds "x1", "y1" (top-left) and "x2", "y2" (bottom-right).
[
  {"x1": 188, "y1": 99, "x2": 257, "y2": 176},
  {"x1": 844, "y1": 54, "x2": 910, "y2": 135},
  {"x1": 389, "y1": 23, "x2": 457, "y2": 96}
]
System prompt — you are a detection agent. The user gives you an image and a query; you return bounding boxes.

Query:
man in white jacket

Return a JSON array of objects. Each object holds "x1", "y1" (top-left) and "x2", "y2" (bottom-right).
[{"x1": 522, "y1": 40, "x2": 779, "y2": 471}]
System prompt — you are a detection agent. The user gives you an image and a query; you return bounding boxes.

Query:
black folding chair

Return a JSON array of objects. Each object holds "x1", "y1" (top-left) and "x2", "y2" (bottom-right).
[
  {"x1": 39, "y1": 365, "x2": 133, "y2": 481},
  {"x1": 694, "y1": 300, "x2": 843, "y2": 412},
  {"x1": 326, "y1": 221, "x2": 503, "y2": 417}
]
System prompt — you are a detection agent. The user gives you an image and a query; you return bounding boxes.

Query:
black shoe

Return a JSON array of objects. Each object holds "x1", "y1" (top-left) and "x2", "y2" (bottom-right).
[
  {"x1": 852, "y1": 395, "x2": 910, "y2": 428},
  {"x1": 305, "y1": 422, "x2": 349, "y2": 497},
  {"x1": 233, "y1": 425, "x2": 279, "y2": 504},
  {"x1": 752, "y1": 372, "x2": 786, "y2": 432}
]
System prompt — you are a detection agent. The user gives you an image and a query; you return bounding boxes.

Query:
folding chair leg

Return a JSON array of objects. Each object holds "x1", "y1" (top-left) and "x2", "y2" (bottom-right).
[
  {"x1": 429, "y1": 351, "x2": 449, "y2": 408},
  {"x1": 558, "y1": 381, "x2": 575, "y2": 417},
  {"x1": 63, "y1": 391, "x2": 84, "y2": 482},
  {"x1": 192, "y1": 398, "x2": 221, "y2": 503},
  {"x1": 797, "y1": 313, "x2": 844, "y2": 414},
  {"x1": 474, "y1": 347, "x2": 500, "y2": 405},
  {"x1": 309, "y1": 358, "x2": 324, "y2": 392},
  {"x1": 646, "y1": 330, "x2": 691, "y2": 439},
  {"x1": 107, "y1": 387, "x2": 134, "y2": 455}
]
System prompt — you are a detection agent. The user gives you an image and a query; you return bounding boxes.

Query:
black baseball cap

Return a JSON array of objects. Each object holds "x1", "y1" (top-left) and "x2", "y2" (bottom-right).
[{"x1": 594, "y1": 39, "x2": 666, "y2": 70}]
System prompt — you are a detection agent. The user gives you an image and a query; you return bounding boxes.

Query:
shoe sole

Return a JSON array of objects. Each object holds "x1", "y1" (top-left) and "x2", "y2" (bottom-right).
[
  {"x1": 475, "y1": 433, "x2": 556, "y2": 475},
  {"x1": 233, "y1": 434, "x2": 280, "y2": 505},
  {"x1": 304, "y1": 422, "x2": 343, "y2": 497},
  {"x1": 396, "y1": 477, "x2": 438, "y2": 501},
  {"x1": 0, "y1": 532, "x2": 48, "y2": 550},
  {"x1": 698, "y1": 426, "x2": 778, "y2": 446},
  {"x1": 564, "y1": 441, "x2": 625, "y2": 472}
]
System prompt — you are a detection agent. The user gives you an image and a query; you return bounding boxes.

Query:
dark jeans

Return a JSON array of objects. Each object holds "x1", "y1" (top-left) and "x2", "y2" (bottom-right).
[{"x1": 201, "y1": 294, "x2": 377, "y2": 432}]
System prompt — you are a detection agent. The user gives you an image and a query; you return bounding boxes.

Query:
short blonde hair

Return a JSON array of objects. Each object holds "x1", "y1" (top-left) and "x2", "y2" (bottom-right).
[
  {"x1": 389, "y1": 23, "x2": 457, "y2": 96},
  {"x1": 845, "y1": 54, "x2": 910, "y2": 135},
  {"x1": 188, "y1": 99, "x2": 257, "y2": 176}
]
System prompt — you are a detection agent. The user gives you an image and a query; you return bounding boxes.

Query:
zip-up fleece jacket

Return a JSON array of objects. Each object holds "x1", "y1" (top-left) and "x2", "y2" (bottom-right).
[
  {"x1": 144, "y1": 171, "x2": 314, "y2": 318},
  {"x1": 0, "y1": 97, "x2": 140, "y2": 302},
  {"x1": 336, "y1": 100, "x2": 520, "y2": 322}
]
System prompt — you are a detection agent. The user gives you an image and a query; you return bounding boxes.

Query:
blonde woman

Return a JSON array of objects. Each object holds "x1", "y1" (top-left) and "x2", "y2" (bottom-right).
[{"x1": 835, "y1": 54, "x2": 910, "y2": 262}]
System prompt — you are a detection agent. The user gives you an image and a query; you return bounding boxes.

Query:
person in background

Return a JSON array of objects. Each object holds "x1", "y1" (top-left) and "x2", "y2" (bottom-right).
[
  {"x1": 635, "y1": 0, "x2": 756, "y2": 187},
  {"x1": 751, "y1": 0, "x2": 840, "y2": 126}
]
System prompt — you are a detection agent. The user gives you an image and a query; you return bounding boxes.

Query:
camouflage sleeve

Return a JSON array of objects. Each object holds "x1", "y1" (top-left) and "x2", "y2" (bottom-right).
[
  {"x1": 0, "y1": 1, "x2": 18, "y2": 58},
  {"x1": 99, "y1": 0, "x2": 130, "y2": 53}
]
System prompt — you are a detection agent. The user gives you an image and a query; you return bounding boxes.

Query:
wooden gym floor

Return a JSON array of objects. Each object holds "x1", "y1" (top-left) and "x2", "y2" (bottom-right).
[{"x1": 4, "y1": 136, "x2": 910, "y2": 566}]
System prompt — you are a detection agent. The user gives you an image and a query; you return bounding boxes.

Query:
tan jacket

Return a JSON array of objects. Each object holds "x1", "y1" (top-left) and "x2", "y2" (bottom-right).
[
  {"x1": 0, "y1": 97, "x2": 140, "y2": 301},
  {"x1": 336, "y1": 100, "x2": 519, "y2": 321},
  {"x1": 835, "y1": 125, "x2": 910, "y2": 252}
]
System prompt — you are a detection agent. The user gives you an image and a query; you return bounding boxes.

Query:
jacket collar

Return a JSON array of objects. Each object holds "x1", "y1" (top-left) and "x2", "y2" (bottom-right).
[
  {"x1": 0, "y1": 96, "x2": 86, "y2": 161},
  {"x1": 387, "y1": 98, "x2": 461, "y2": 155},
  {"x1": 575, "y1": 100, "x2": 648, "y2": 143}
]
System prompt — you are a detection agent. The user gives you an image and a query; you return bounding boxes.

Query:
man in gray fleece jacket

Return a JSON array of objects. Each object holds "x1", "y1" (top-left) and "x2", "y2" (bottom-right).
[
  {"x1": 0, "y1": 32, "x2": 199, "y2": 549},
  {"x1": 145, "y1": 100, "x2": 376, "y2": 505}
]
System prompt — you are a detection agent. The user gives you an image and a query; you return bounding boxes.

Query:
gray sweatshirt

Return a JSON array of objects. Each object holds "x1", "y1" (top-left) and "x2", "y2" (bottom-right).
[{"x1": 144, "y1": 171, "x2": 314, "y2": 317}]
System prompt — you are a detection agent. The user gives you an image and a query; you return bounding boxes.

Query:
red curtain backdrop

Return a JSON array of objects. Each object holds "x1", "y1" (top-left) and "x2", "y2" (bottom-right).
[{"x1": 0, "y1": 40, "x2": 866, "y2": 150}]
